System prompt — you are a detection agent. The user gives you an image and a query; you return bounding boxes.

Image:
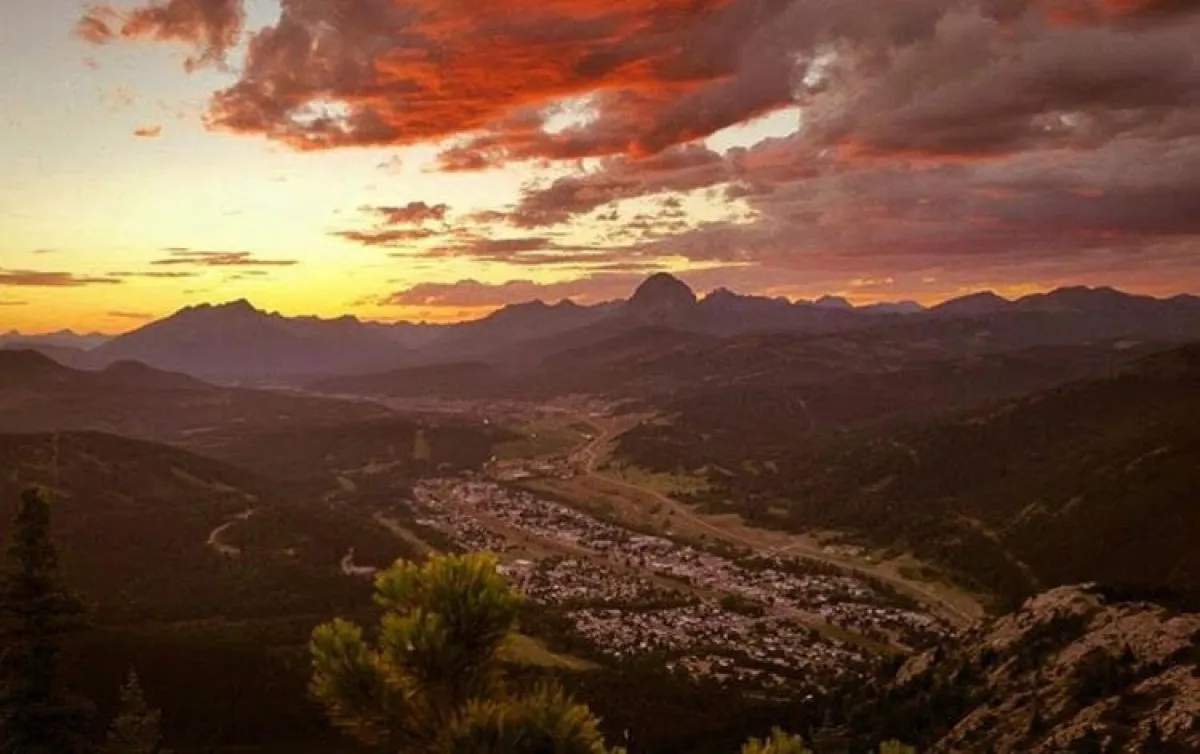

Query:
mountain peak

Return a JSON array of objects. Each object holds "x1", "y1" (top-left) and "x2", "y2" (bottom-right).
[
  {"x1": 627, "y1": 273, "x2": 697, "y2": 319},
  {"x1": 932, "y1": 290, "x2": 1013, "y2": 316},
  {"x1": 813, "y1": 295, "x2": 854, "y2": 310}
]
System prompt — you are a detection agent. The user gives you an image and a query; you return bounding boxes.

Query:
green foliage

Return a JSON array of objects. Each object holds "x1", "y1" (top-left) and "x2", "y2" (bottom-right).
[
  {"x1": 739, "y1": 728, "x2": 811, "y2": 754},
  {"x1": 103, "y1": 669, "x2": 165, "y2": 754},
  {"x1": 0, "y1": 487, "x2": 93, "y2": 754},
  {"x1": 878, "y1": 741, "x2": 917, "y2": 754},
  {"x1": 311, "y1": 553, "x2": 618, "y2": 754},
  {"x1": 444, "y1": 685, "x2": 612, "y2": 754}
]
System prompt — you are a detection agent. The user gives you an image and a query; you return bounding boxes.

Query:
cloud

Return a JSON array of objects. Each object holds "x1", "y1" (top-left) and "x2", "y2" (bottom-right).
[
  {"x1": 107, "y1": 310, "x2": 155, "y2": 321},
  {"x1": 80, "y1": 0, "x2": 1200, "y2": 295},
  {"x1": 378, "y1": 275, "x2": 646, "y2": 308},
  {"x1": 333, "y1": 228, "x2": 439, "y2": 247},
  {"x1": 0, "y1": 300, "x2": 28, "y2": 307},
  {"x1": 108, "y1": 269, "x2": 198, "y2": 278},
  {"x1": 370, "y1": 202, "x2": 449, "y2": 225},
  {"x1": 0, "y1": 269, "x2": 123, "y2": 287},
  {"x1": 133, "y1": 124, "x2": 163, "y2": 138},
  {"x1": 79, "y1": 0, "x2": 244, "y2": 71},
  {"x1": 151, "y1": 249, "x2": 298, "y2": 267}
]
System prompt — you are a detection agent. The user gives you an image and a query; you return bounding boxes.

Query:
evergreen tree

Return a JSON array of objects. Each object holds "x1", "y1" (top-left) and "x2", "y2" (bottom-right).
[
  {"x1": 739, "y1": 728, "x2": 811, "y2": 754},
  {"x1": 310, "y1": 553, "x2": 619, "y2": 754},
  {"x1": 0, "y1": 487, "x2": 92, "y2": 754},
  {"x1": 104, "y1": 670, "x2": 164, "y2": 754}
]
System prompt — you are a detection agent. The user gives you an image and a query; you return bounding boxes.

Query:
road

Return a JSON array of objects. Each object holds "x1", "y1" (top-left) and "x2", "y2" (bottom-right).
[{"x1": 569, "y1": 418, "x2": 982, "y2": 629}]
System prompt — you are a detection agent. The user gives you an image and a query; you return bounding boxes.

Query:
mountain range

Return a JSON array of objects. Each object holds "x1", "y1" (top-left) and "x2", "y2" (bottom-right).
[{"x1": 4, "y1": 274, "x2": 1200, "y2": 387}]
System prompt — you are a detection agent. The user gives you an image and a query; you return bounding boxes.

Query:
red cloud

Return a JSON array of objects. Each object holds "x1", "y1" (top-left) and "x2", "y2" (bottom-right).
[{"x1": 372, "y1": 202, "x2": 449, "y2": 226}]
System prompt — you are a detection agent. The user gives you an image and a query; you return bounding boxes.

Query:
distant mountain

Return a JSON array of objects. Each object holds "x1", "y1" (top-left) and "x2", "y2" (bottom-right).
[
  {"x1": 813, "y1": 294, "x2": 854, "y2": 310},
  {"x1": 417, "y1": 299, "x2": 617, "y2": 363},
  {"x1": 931, "y1": 291, "x2": 1013, "y2": 316},
  {"x1": 0, "y1": 328, "x2": 110, "y2": 350},
  {"x1": 89, "y1": 299, "x2": 413, "y2": 383},
  {"x1": 625, "y1": 272, "x2": 698, "y2": 323},
  {"x1": 45, "y1": 277, "x2": 1200, "y2": 387},
  {"x1": 860, "y1": 300, "x2": 925, "y2": 315}
]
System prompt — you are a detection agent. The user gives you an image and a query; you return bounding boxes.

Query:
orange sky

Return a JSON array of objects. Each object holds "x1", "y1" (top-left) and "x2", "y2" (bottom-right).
[{"x1": 3, "y1": 0, "x2": 1198, "y2": 334}]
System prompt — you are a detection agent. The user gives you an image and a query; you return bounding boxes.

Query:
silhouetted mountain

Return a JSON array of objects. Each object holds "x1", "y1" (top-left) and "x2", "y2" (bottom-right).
[
  {"x1": 89, "y1": 299, "x2": 412, "y2": 383},
  {"x1": 0, "y1": 328, "x2": 110, "y2": 350},
  {"x1": 860, "y1": 300, "x2": 925, "y2": 315},
  {"x1": 419, "y1": 299, "x2": 617, "y2": 362},
  {"x1": 813, "y1": 294, "x2": 854, "y2": 310},
  {"x1": 625, "y1": 272, "x2": 698, "y2": 323},
  {"x1": 60, "y1": 277, "x2": 1200, "y2": 387},
  {"x1": 931, "y1": 291, "x2": 1013, "y2": 316}
]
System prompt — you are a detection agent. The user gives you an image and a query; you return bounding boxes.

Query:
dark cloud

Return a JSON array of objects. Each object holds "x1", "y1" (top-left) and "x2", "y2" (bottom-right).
[
  {"x1": 511, "y1": 144, "x2": 728, "y2": 227},
  {"x1": 133, "y1": 124, "x2": 163, "y2": 138},
  {"x1": 151, "y1": 249, "x2": 298, "y2": 267},
  {"x1": 0, "y1": 269, "x2": 123, "y2": 287},
  {"x1": 0, "y1": 300, "x2": 28, "y2": 307}
]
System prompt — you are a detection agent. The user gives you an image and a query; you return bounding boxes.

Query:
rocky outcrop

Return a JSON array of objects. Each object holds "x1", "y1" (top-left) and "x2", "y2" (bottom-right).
[{"x1": 898, "y1": 584, "x2": 1200, "y2": 753}]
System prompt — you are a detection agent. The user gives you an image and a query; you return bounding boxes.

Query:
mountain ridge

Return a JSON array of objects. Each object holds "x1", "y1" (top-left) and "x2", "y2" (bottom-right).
[{"x1": 15, "y1": 275, "x2": 1200, "y2": 385}]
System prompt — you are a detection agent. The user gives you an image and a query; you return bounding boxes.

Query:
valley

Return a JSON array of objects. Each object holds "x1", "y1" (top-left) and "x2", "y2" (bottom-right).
[{"x1": 2, "y1": 275, "x2": 1199, "y2": 752}]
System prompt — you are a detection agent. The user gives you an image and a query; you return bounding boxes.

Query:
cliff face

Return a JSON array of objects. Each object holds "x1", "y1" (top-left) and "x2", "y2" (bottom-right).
[{"x1": 897, "y1": 585, "x2": 1200, "y2": 753}]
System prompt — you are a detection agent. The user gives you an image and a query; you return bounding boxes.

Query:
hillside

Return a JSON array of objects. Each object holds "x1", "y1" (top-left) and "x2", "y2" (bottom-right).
[
  {"x1": 836, "y1": 584, "x2": 1200, "y2": 753},
  {"x1": 0, "y1": 349, "x2": 391, "y2": 442},
  {"x1": 0, "y1": 431, "x2": 416, "y2": 622},
  {"x1": 618, "y1": 344, "x2": 1200, "y2": 607}
]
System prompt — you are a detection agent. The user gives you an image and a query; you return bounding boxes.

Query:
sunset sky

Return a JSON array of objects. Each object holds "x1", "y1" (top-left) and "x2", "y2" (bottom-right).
[{"x1": 2, "y1": 0, "x2": 1198, "y2": 333}]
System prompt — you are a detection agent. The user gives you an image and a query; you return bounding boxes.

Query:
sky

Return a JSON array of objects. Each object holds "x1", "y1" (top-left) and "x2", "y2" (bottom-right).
[{"x1": 1, "y1": 0, "x2": 1198, "y2": 333}]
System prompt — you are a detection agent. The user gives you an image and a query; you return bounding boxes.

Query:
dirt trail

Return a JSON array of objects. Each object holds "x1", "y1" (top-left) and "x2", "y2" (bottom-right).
[
  {"x1": 206, "y1": 508, "x2": 254, "y2": 558},
  {"x1": 569, "y1": 418, "x2": 983, "y2": 629}
]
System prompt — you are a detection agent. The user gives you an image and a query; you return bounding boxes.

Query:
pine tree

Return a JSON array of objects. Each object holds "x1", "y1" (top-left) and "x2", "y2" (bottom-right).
[
  {"x1": 310, "y1": 553, "x2": 619, "y2": 754},
  {"x1": 0, "y1": 487, "x2": 93, "y2": 754},
  {"x1": 739, "y1": 728, "x2": 811, "y2": 754},
  {"x1": 104, "y1": 670, "x2": 164, "y2": 754}
]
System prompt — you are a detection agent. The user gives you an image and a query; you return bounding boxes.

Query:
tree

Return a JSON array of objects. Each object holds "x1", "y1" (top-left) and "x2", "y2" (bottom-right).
[
  {"x1": 0, "y1": 487, "x2": 92, "y2": 754},
  {"x1": 310, "y1": 553, "x2": 618, "y2": 754},
  {"x1": 104, "y1": 669, "x2": 164, "y2": 754},
  {"x1": 739, "y1": 728, "x2": 811, "y2": 754}
]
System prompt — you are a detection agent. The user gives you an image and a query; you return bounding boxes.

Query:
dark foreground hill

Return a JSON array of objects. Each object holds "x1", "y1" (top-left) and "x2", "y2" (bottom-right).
[{"x1": 619, "y1": 344, "x2": 1200, "y2": 608}]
